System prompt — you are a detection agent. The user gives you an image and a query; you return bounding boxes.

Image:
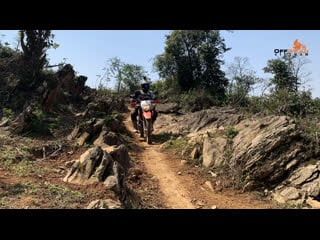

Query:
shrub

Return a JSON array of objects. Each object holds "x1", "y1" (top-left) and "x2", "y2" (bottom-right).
[{"x1": 179, "y1": 89, "x2": 219, "y2": 112}]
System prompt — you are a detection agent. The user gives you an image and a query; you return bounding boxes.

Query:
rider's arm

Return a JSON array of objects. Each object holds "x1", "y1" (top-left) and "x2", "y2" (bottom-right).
[
  {"x1": 136, "y1": 90, "x2": 142, "y2": 97},
  {"x1": 150, "y1": 91, "x2": 160, "y2": 103},
  {"x1": 134, "y1": 90, "x2": 142, "y2": 101},
  {"x1": 152, "y1": 92, "x2": 160, "y2": 101}
]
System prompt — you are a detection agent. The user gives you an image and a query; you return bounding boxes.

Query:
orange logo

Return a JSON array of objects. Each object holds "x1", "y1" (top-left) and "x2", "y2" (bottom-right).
[{"x1": 287, "y1": 39, "x2": 308, "y2": 55}]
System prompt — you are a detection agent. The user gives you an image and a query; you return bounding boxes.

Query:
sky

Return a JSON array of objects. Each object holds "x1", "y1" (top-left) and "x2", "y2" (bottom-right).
[{"x1": 1, "y1": 30, "x2": 320, "y2": 97}]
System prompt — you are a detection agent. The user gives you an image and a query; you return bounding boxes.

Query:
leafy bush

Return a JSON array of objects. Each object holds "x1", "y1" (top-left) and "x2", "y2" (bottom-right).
[
  {"x1": 179, "y1": 89, "x2": 219, "y2": 112},
  {"x1": 247, "y1": 90, "x2": 315, "y2": 117},
  {"x1": 152, "y1": 78, "x2": 180, "y2": 101},
  {"x1": 246, "y1": 96, "x2": 266, "y2": 114},
  {"x1": 0, "y1": 44, "x2": 16, "y2": 58},
  {"x1": 297, "y1": 118, "x2": 320, "y2": 155},
  {"x1": 2, "y1": 108, "x2": 15, "y2": 121},
  {"x1": 226, "y1": 126, "x2": 238, "y2": 139},
  {"x1": 30, "y1": 106, "x2": 60, "y2": 136}
]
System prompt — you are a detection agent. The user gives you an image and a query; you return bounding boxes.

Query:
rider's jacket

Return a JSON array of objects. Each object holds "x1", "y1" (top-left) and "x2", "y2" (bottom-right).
[{"x1": 134, "y1": 89, "x2": 157, "y2": 102}]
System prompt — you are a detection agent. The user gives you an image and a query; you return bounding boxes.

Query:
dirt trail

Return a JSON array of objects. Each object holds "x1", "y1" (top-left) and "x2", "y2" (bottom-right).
[
  {"x1": 125, "y1": 115, "x2": 194, "y2": 208},
  {"x1": 124, "y1": 113, "x2": 276, "y2": 209},
  {"x1": 140, "y1": 141, "x2": 194, "y2": 209}
]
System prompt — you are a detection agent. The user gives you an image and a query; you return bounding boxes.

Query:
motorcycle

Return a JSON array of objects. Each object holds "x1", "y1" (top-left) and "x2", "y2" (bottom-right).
[
  {"x1": 130, "y1": 96, "x2": 158, "y2": 144},
  {"x1": 137, "y1": 99, "x2": 157, "y2": 144}
]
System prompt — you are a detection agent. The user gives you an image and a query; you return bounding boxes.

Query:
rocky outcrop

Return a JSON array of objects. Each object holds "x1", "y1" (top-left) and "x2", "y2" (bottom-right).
[
  {"x1": 231, "y1": 116, "x2": 307, "y2": 190},
  {"x1": 63, "y1": 144, "x2": 139, "y2": 208},
  {"x1": 68, "y1": 118, "x2": 125, "y2": 147},
  {"x1": 81, "y1": 98, "x2": 128, "y2": 118},
  {"x1": 155, "y1": 107, "x2": 242, "y2": 136},
  {"x1": 202, "y1": 136, "x2": 227, "y2": 168},
  {"x1": 272, "y1": 161, "x2": 320, "y2": 206},
  {"x1": 156, "y1": 107, "x2": 320, "y2": 207},
  {"x1": 9, "y1": 104, "x2": 38, "y2": 135},
  {"x1": 156, "y1": 102, "x2": 179, "y2": 113},
  {"x1": 63, "y1": 145, "x2": 131, "y2": 195}
]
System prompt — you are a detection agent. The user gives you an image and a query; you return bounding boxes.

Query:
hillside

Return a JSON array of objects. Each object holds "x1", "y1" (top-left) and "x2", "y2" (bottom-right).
[{"x1": 1, "y1": 97, "x2": 320, "y2": 208}]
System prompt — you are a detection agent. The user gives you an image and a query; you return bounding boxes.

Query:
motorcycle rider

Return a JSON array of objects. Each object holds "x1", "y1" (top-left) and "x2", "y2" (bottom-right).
[{"x1": 130, "y1": 76, "x2": 158, "y2": 133}]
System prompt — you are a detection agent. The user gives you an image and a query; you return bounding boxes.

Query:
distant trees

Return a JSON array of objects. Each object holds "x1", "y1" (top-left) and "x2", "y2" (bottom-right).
[
  {"x1": 101, "y1": 57, "x2": 147, "y2": 94},
  {"x1": 263, "y1": 58, "x2": 297, "y2": 93},
  {"x1": 263, "y1": 55, "x2": 310, "y2": 93},
  {"x1": 261, "y1": 55, "x2": 312, "y2": 116},
  {"x1": 121, "y1": 64, "x2": 146, "y2": 94},
  {"x1": 154, "y1": 30, "x2": 230, "y2": 102}
]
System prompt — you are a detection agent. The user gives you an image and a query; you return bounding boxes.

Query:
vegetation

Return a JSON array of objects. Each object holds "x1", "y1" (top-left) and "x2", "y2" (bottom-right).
[
  {"x1": 225, "y1": 126, "x2": 239, "y2": 140},
  {"x1": 2, "y1": 108, "x2": 15, "y2": 121},
  {"x1": 0, "y1": 159, "x2": 52, "y2": 177},
  {"x1": 179, "y1": 89, "x2": 218, "y2": 112},
  {"x1": 16, "y1": 30, "x2": 60, "y2": 91},
  {"x1": 154, "y1": 30, "x2": 230, "y2": 106},
  {"x1": 1, "y1": 30, "x2": 318, "y2": 117},
  {"x1": 30, "y1": 105, "x2": 61, "y2": 136},
  {"x1": 263, "y1": 55, "x2": 310, "y2": 93},
  {"x1": 0, "y1": 181, "x2": 92, "y2": 209},
  {"x1": 98, "y1": 57, "x2": 147, "y2": 95},
  {"x1": 2, "y1": 30, "x2": 320, "y2": 209},
  {"x1": 226, "y1": 57, "x2": 261, "y2": 107}
]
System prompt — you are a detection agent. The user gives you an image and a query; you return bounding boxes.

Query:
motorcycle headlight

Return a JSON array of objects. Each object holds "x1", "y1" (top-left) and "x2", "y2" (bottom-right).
[{"x1": 143, "y1": 105, "x2": 150, "y2": 111}]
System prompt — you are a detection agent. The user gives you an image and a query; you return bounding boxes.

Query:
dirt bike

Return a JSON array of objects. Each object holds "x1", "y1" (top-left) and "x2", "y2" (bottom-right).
[{"x1": 136, "y1": 99, "x2": 158, "y2": 144}]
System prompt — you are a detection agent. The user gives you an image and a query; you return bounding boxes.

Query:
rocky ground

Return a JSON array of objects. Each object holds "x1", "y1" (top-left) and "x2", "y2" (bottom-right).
[{"x1": 1, "y1": 103, "x2": 320, "y2": 209}]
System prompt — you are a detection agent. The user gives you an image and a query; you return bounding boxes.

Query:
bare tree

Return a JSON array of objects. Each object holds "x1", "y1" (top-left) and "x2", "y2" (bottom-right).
[
  {"x1": 227, "y1": 57, "x2": 261, "y2": 105},
  {"x1": 286, "y1": 55, "x2": 311, "y2": 90}
]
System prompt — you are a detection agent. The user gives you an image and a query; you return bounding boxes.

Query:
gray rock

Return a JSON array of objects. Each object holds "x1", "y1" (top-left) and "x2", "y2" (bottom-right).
[
  {"x1": 202, "y1": 136, "x2": 227, "y2": 168},
  {"x1": 109, "y1": 144, "x2": 131, "y2": 172},
  {"x1": 285, "y1": 159, "x2": 299, "y2": 170},
  {"x1": 280, "y1": 187, "x2": 300, "y2": 201},
  {"x1": 156, "y1": 102, "x2": 179, "y2": 113},
  {"x1": 104, "y1": 176, "x2": 118, "y2": 191},
  {"x1": 306, "y1": 198, "x2": 320, "y2": 209},
  {"x1": 273, "y1": 187, "x2": 300, "y2": 204},
  {"x1": 86, "y1": 199, "x2": 122, "y2": 209},
  {"x1": 301, "y1": 179, "x2": 320, "y2": 198},
  {"x1": 289, "y1": 164, "x2": 318, "y2": 185},
  {"x1": 190, "y1": 147, "x2": 200, "y2": 160}
]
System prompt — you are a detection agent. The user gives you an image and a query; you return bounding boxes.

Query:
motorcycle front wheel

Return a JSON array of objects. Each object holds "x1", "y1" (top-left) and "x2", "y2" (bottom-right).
[
  {"x1": 137, "y1": 116, "x2": 144, "y2": 138},
  {"x1": 146, "y1": 119, "x2": 152, "y2": 144}
]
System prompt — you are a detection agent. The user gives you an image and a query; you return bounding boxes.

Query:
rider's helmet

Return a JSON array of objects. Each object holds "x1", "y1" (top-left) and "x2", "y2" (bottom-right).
[{"x1": 141, "y1": 76, "x2": 150, "y2": 93}]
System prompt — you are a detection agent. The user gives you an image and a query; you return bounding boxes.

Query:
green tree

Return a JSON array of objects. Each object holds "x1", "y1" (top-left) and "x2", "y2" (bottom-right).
[
  {"x1": 263, "y1": 55, "x2": 312, "y2": 116},
  {"x1": 104, "y1": 57, "x2": 146, "y2": 94},
  {"x1": 19, "y1": 30, "x2": 58, "y2": 87},
  {"x1": 106, "y1": 57, "x2": 124, "y2": 93},
  {"x1": 263, "y1": 55, "x2": 305, "y2": 93},
  {"x1": 122, "y1": 64, "x2": 147, "y2": 93},
  {"x1": 154, "y1": 30, "x2": 230, "y2": 99}
]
